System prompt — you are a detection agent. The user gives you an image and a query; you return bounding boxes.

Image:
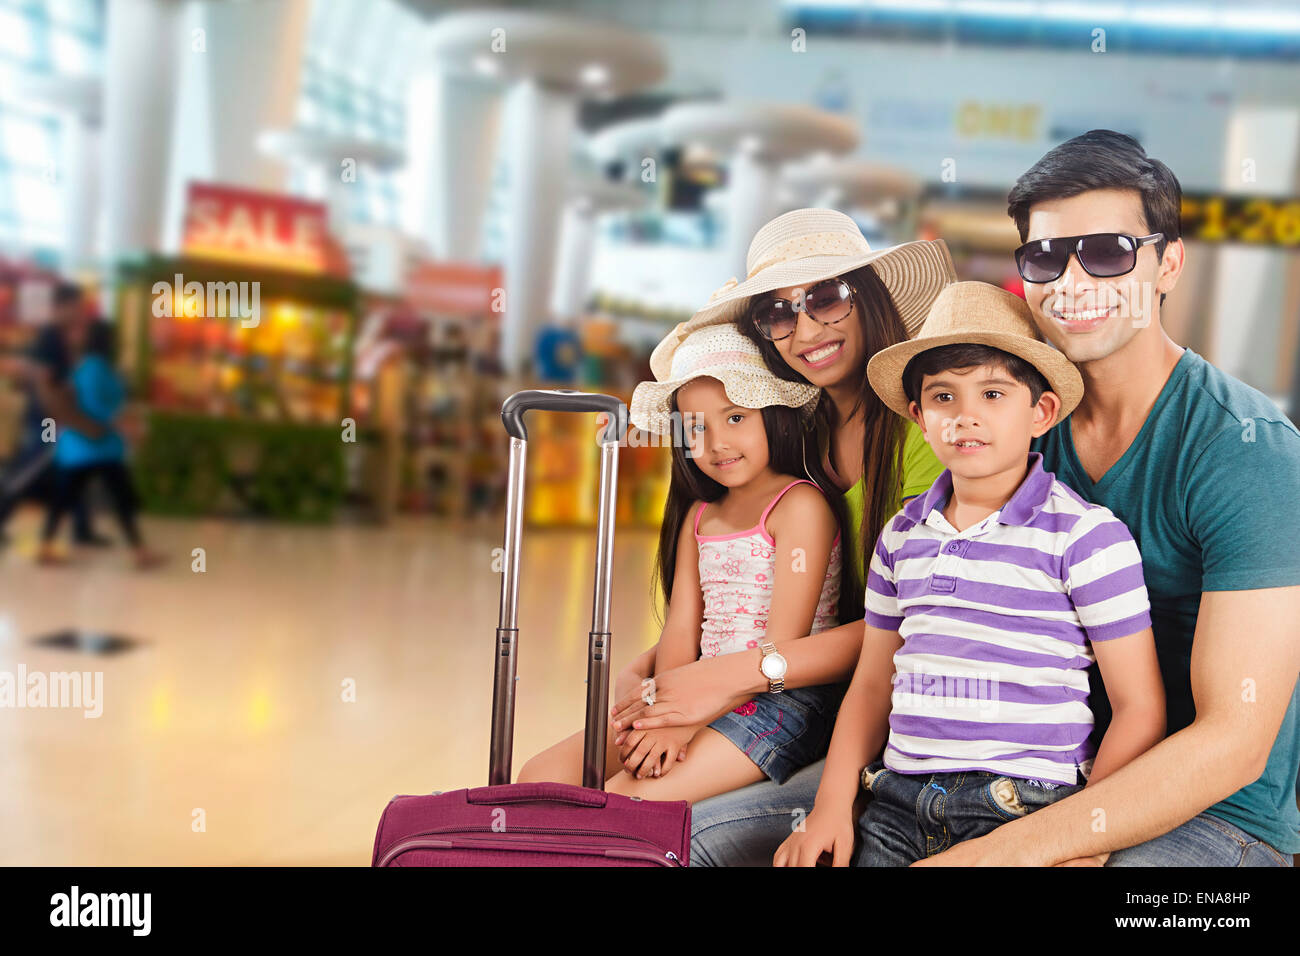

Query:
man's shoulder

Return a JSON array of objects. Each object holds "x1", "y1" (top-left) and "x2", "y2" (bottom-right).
[{"x1": 1178, "y1": 349, "x2": 1300, "y2": 443}]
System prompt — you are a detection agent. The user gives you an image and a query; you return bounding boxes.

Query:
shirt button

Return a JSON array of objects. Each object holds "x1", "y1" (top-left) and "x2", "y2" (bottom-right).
[{"x1": 948, "y1": 542, "x2": 961, "y2": 553}]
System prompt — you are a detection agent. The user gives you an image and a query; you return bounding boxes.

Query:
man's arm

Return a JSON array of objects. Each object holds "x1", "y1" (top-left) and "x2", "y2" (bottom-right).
[{"x1": 916, "y1": 585, "x2": 1300, "y2": 865}]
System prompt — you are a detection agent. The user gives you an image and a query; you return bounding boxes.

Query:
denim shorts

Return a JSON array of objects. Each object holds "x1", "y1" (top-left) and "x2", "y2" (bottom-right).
[{"x1": 707, "y1": 682, "x2": 847, "y2": 785}]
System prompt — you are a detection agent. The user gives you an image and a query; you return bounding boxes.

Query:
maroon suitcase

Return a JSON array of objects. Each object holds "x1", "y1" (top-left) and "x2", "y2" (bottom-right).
[{"x1": 372, "y1": 389, "x2": 690, "y2": 867}]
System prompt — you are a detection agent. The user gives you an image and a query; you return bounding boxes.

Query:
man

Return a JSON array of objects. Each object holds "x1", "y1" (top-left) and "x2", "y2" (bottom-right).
[
  {"x1": 667, "y1": 130, "x2": 1299, "y2": 866},
  {"x1": 0, "y1": 282, "x2": 109, "y2": 547},
  {"x1": 914, "y1": 129, "x2": 1300, "y2": 866}
]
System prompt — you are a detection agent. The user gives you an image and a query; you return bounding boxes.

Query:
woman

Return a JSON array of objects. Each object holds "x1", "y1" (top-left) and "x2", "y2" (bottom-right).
[{"x1": 606, "y1": 208, "x2": 956, "y2": 865}]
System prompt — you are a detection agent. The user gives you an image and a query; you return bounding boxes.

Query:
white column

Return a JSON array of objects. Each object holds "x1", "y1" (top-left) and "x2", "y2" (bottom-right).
[
  {"x1": 550, "y1": 200, "x2": 598, "y2": 322},
  {"x1": 405, "y1": 71, "x2": 502, "y2": 261},
  {"x1": 60, "y1": 120, "x2": 101, "y2": 266},
  {"x1": 501, "y1": 79, "x2": 576, "y2": 375},
  {"x1": 162, "y1": 0, "x2": 311, "y2": 250},
  {"x1": 726, "y1": 147, "x2": 779, "y2": 277},
  {"x1": 103, "y1": 0, "x2": 180, "y2": 257}
]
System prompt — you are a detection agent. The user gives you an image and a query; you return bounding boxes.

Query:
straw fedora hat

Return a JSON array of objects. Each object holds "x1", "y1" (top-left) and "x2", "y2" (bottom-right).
[
  {"x1": 630, "y1": 323, "x2": 820, "y2": 436},
  {"x1": 866, "y1": 281, "x2": 1084, "y2": 427},
  {"x1": 661, "y1": 208, "x2": 956, "y2": 353}
]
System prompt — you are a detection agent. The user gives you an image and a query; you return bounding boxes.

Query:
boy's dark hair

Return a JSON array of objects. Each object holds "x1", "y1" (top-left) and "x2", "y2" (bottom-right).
[
  {"x1": 1007, "y1": 129, "x2": 1181, "y2": 306},
  {"x1": 902, "y1": 343, "x2": 1051, "y2": 412}
]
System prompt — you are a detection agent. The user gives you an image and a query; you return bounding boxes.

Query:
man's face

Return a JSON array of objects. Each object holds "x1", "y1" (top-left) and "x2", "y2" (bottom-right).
[
  {"x1": 1021, "y1": 188, "x2": 1178, "y2": 364},
  {"x1": 909, "y1": 364, "x2": 1059, "y2": 481}
]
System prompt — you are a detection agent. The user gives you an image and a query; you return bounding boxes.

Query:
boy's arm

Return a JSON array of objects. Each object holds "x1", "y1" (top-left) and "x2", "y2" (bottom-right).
[
  {"x1": 914, "y1": 584, "x2": 1300, "y2": 866},
  {"x1": 1087, "y1": 626, "x2": 1165, "y2": 783},
  {"x1": 810, "y1": 622, "x2": 900, "y2": 816}
]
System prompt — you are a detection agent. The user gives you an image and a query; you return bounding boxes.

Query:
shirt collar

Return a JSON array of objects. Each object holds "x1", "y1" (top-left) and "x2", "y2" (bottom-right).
[{"x1": 902, "y1": 452, "x2": 1053, "y2": 530}]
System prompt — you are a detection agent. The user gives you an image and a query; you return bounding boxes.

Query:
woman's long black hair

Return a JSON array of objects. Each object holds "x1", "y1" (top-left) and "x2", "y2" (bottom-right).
[
  {"x1": 736, "y1": 264, "x2": 912, "y2": 605},
  {"x1": 650, "y1": 389, "x2": 861, "y2": 630}
]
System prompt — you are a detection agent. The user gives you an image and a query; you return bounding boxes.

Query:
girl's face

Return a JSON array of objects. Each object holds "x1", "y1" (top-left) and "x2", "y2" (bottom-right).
[
  {"x1": 675, "y1": 376, "x2": 771, "y2": 488},
  {"x1": 764, "y1": 277, "x2": 867, "y2": 388}
]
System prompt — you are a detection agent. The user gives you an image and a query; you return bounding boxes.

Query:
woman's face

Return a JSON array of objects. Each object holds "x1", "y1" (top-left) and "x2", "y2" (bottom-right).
[{"x1": 762, "y1": 278, "x2": 867, "y2": 389}]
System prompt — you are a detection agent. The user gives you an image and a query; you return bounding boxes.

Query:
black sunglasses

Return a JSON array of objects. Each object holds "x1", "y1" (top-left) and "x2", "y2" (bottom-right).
[
  {"x1": 750, "y1": 278, "x2": 854, "y2": 342},
  {"x1": 1014, "y1": 232, "x2": 1164, "y2": 283}
]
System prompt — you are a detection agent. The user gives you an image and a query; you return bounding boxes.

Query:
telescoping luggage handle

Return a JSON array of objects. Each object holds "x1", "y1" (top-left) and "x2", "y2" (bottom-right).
[{"x1": 491, "y1": 389, "x2": 628, "y2": 790}]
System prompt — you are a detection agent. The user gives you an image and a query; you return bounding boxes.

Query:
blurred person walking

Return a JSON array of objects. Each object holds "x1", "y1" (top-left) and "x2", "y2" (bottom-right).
[
  {"x1": 0, "y1": 282, "x2": 110, "y2": 548},
  {"x1": 36, "y1": 316, "x2": 162, "y2": 569}
]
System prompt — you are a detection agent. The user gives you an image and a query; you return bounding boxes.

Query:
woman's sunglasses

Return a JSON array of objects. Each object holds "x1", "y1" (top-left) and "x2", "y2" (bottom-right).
[
  {"x1": 1014, "y1": 232, "x2": 1163, "y2": 283},
  {"x1": 751, "y1": 278, "x2": 854, "y2": 342}
]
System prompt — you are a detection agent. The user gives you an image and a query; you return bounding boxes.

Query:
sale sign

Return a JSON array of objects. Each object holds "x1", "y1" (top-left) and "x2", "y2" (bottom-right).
[{"x1": 181, "y1": 182, "x2": 333, "y2": 274}]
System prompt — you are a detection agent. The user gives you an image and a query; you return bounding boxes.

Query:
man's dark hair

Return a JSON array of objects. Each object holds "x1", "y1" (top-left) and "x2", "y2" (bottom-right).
[
  {"x1": 1007, "y1": 129, "x2": 1181, "y2": 306},
  {"x1": 902, "y1": 343, "x2": 1051, "y2": 412},
  {"x1": 52, "y1": 281, "x2": 83, "y2": 306}
]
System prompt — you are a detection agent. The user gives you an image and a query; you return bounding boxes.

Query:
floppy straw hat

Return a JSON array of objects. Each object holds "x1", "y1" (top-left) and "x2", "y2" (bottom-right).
[
  {"x1": 630, "y1": 323, "x2": 821, "y2": 436},
  {"x1": 865, "y1": 281, "x2": 1084, "y2": 427},
  {"x1": 660, "y1": 208, "x2": 956, "y2": 353}
]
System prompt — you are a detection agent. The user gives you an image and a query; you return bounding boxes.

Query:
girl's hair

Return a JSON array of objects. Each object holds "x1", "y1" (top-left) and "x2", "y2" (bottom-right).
[
  {"x1": 650, "y1": 389, "x2": 860, "y2": 629},
  {"x1": 737, "y1": 264, "x2": 912, "y2": 599}
]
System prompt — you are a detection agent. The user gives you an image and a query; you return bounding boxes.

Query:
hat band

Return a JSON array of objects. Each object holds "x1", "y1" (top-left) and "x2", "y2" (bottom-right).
[
  {"x1": 746, "y1": 230, "x2": 874, "y2": 279},
  {"x1": 671, "y1": 349, "x2": 769, "y2": 379}
]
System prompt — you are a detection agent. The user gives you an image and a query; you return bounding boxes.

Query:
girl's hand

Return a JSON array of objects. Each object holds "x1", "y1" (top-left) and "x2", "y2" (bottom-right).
[
  {"x1": 773, "y1": 809, "x2": 856, "y2": 867},
  {"x1": 619, "y1": 725, "x2": 696, "y2": 778},
  {"x1": 609, "y1": 655, "x2": 745, "y2": 732}
]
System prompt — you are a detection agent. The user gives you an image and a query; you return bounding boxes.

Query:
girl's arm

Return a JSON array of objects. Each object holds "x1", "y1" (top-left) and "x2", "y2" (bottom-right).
[
  {"x1": 653, "y1": 503, "x2": 706, "y2": 676},
  {"x1": 762, "y1": 483, "x2": 839, "y2": 644}
]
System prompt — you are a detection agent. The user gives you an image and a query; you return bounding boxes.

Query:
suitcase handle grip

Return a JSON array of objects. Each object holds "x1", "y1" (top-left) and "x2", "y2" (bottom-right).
[
  {"x1": 465, "y1": 783, "x2": 608, "y2": 808},
  {"x1": 501, "y1": 389, "x2": 626, "y2": 444}
]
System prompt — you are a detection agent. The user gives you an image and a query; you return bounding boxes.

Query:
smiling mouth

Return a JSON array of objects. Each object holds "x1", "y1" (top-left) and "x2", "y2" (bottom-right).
[
  {"x1": 952, "y1": 440, "x2": 987, "y2": 448},
  {"x1": 798, "y1": 341, "x2": 843, "y2": 364},
  {"x1": 1052, "y1": 306, "x2": 1114, "y2": 323},
  {"x1": 713, "y1": 456, "x2": 743, "y2": 467}
]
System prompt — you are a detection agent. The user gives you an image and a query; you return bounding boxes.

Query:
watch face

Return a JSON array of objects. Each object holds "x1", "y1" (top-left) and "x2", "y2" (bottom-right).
[{"x1": 761, "y1": 652, "x2": 787, "y2": 679}]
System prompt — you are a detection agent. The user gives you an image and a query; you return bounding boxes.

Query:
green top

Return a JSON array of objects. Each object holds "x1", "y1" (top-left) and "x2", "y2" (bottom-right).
[
  {"x1": 843, "y1": 419, "x2": 944, "y2": 585},
  {"x1": 1033, "y1": 346, "x2": 1300, "y2": 854}
]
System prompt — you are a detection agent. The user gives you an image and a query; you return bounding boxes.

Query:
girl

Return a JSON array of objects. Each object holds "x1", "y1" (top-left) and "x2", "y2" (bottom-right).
[{"x1": 516, "y1": 323, "x2": 855, "y2": 801}]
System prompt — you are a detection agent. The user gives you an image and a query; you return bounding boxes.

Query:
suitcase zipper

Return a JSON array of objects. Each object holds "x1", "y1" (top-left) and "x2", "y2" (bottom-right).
[{"x1": 379, "y1": 827, "x2": 683, "y2": 867}]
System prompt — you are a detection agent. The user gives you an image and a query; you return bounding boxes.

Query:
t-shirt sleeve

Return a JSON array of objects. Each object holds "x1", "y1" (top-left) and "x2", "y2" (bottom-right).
[
  {"x1": 900, "y1": 421, "x2": 943, "y2": 500},
  {"x1": 863, "y1": 516, "x2": 903, "y2": 631},
  {"x1": 1064, "y1": 508, "x2": 1152, "y2": 642},
  {"x1": 1185, "y1": 421, "x2": 1300, "y2": 591}
]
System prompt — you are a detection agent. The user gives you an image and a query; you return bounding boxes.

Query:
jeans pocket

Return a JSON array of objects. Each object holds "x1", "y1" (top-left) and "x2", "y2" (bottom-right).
[
  {"x1": 861, "y1": 761, "x2": 891, "y2": 795},
  {"x1": 984, "y1": 776, "x2": 1031, "y2": 821}
]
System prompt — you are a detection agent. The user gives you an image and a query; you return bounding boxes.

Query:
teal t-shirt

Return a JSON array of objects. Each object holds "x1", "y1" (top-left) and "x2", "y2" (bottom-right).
[{"x1": 1032, "y1": 346, "x2": 1300, "y2": 853}]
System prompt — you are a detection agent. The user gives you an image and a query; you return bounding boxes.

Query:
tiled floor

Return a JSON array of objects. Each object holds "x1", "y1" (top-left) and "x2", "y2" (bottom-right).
[{"x1": 0, "y1": 509, "x2": 663, "y2": 865}]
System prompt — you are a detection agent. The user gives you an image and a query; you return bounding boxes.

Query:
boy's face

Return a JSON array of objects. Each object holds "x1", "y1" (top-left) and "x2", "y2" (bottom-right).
[
  {"x1": 908, "y1": 364, "x2": 1060, "y2": 479},
  {"x1": 675, "y1": 376, "x2": 772, "y2": 488},
  {"x1": 1020, "y1": 188, "x2": 1182, "y2": 365}
]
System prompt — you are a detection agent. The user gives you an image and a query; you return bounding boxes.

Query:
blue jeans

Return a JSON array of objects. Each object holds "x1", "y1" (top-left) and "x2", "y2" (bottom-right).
[
  {"x1": 856, "y1": 761, "x2": 1082, "y2": 866},
  {"x1": 706, "y1": 682, "x2": 845, "y2": 784},
  {"x1": 689, "y1": 758, "x2": 1295, "y2": 866}
]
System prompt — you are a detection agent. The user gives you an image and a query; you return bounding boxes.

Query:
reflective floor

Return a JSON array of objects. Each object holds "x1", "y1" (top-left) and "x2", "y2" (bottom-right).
[{"x1": 0, "y1": 509, "x2": 662, "y2": 865}]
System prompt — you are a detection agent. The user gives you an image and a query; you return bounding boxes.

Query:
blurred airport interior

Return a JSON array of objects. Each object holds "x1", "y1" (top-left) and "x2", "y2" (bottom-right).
[{"x1": 1, "y1": 0, "x2": 1300, "y2": 864}]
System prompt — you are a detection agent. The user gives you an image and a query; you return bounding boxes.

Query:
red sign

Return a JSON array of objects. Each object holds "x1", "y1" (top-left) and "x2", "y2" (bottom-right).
[
  {"x1": 406, "y1": 262, "x2": 504, "y2": 317},
  {"x1": 182, "y1": 182, "x2": 336, "y2": 274}
]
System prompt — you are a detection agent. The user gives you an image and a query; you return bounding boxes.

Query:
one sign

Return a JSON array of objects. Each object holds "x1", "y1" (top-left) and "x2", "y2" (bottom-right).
[
  {"x1": 406, "y1": 262, "x2": 504, "y2": 317},
  {"x1": 182, "y1": 182, "x2": 331, "y2": 273}
]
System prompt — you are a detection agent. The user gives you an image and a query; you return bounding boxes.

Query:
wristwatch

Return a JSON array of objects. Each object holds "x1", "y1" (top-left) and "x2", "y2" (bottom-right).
[{"x1": 758, "y1": 641, "x2": 787, "y2": 693}]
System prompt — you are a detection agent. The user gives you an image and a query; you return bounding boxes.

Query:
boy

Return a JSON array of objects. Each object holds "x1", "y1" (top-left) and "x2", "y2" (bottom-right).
[{"x1": 774, "y1": 281, "x2": 1166, "y2": 866}]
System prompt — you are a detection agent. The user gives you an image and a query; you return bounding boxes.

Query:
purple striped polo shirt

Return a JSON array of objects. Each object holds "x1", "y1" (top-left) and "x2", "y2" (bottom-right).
[{"x1": 864, "y1": 452, "x2": 1152, "y2": 785}]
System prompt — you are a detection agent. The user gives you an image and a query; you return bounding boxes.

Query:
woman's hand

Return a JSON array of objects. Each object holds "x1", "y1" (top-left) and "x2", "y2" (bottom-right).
[
  {"x1": 610, "y1": 654, "x2": 750, "y2": 733},
  {"x1": 773, "y1": 808, "x2": 856, "y2": 867}
]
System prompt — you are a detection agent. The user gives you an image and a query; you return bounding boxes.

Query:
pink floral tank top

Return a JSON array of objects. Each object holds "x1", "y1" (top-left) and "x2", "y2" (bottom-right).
[{"x1": 694, "y1": 478, "x2": 843, "y2": 659}]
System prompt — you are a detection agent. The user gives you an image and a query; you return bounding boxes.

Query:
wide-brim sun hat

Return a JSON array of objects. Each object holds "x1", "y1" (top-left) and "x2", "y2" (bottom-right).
[
  {"x1": 657, "y1": 208, "x2": 957, "y2": 355},
  {"x1": 865, "y1": 281, "x2": 1084, "y2": 427},
  {"x1": 630, "y1": 323, "x2": 821, "y2": 436}
]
